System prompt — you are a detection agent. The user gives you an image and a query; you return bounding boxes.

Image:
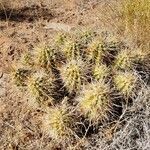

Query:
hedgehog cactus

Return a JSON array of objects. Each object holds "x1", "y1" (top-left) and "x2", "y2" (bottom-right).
[
  {"x1": 21, "y1": 52, "x2": 33, "y2": 66},
  {"x1": 60, "y1": 59, "x2": 87, "y2": 93},
  {"x1": 87, "y1": 39, "x2": 105, "y2": 64},
  {"x1": 77, "y1": 81, "x2": 111, "y2": 123},
  {"x1": 34, "y1": 44, "x2": 56, "y2": 69},
  {"x1": 114, "y1": 49, "x2": 136, "y2": 70},
  {"x1": 62, "y1": 40, "x2": 80, "y2": 60},
  {"x1": 114, "y1": 71, "x2": 137, "y2": 97},
  {"x1": 43, "y1": 105, "x2": 74, "y2": 141},
  {"x1": 55, "y1": 33, "x2": 67, "y2": 46},
  {"x1": 12, "y1": 66, "x2": 31, "y2": 86},
  {"x1": 93, "y1": 63, "x2": 110, "y2": 80},
  {"x1": 114, "y1": 48, "x2": 150, "y2": 71},
  {"x1": 27, "y1": 72, "x2": 54, "y2": 105},
  {"x1": 77, "y1": 30, "x2": 96, "y2": 46}
]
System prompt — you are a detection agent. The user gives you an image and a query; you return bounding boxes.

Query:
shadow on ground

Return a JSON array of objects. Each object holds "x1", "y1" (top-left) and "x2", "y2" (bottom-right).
[{"x1": 0, "y1": 5, "x2": 53, "y2": 22}]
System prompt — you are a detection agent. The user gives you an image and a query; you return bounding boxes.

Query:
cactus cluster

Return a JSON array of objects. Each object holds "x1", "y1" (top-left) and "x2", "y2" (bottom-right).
[{"x1": 12, "y1": 30, "x2": 149, "y2": 148}]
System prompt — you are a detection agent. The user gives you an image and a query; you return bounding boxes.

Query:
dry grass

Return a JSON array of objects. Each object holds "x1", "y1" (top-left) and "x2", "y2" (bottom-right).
[{"x1": 122, "y1": 0, "x2": 150, "y2": 48}]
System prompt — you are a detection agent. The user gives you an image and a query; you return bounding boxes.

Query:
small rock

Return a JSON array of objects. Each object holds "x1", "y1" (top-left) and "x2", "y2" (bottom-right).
[{"x1": 44, "y1": 22, "x2": 75, "y2": 32}]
